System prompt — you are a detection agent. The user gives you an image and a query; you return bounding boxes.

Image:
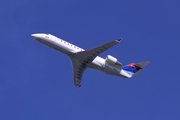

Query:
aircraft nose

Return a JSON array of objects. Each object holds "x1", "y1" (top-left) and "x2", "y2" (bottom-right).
[{"x1": 31, "y1": 34, "x2": 38, "y2": 39}]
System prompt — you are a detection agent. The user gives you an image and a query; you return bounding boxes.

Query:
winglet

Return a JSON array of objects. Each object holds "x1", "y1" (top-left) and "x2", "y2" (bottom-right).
[{"x1": 117, "y1": 37, "x2": 123, "y2": 42}]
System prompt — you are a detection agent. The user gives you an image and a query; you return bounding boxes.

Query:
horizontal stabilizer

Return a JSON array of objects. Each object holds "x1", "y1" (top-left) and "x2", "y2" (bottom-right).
[
  {"x1": 135, "y1": 61, "x2": 150, "y2": 69},
  {"x1": 135, "y1": 69, "x2": 141, "y2": 76},
  {"x1": 134, "y1": 61, "x2": 150, "y2": 76}
]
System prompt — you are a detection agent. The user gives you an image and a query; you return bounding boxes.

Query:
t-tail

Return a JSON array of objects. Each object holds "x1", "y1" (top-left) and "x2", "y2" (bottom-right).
[{"x1": 121, "y1": 61, "x2": 150, "y2": 78}]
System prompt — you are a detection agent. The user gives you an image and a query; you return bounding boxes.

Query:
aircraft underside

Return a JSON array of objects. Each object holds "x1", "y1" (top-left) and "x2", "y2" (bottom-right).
[{"x1": 31, "y1": 33, "x2": 150, "y2": 87}]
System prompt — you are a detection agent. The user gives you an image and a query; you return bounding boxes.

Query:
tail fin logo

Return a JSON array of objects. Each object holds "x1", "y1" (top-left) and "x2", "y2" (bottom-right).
[
  {"x1": 127, "y1": 63, "x2": 136, "y2": 68},
  {"x1": 122, "y1": 63, "x2": 141, "y2": 76}
]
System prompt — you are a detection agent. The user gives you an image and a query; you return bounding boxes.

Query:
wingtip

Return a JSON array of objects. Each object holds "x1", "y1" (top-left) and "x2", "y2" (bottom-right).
[{"x1": 117, "y1": 37, "x2": 123, "y2": 42}]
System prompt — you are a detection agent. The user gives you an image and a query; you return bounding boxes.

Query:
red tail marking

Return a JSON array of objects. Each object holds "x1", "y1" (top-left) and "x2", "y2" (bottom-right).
[{"x1": 127, "y1": 63, "x2": 136, "y2": 68}]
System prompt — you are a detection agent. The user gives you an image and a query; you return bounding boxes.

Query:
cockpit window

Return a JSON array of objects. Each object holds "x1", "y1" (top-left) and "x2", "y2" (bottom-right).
[{"x1": 45, "y1": 33, "x2": 49, "y2": 35}]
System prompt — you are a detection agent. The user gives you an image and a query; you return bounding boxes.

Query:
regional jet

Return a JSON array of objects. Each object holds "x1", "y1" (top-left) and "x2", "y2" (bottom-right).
[{"x1": 31, "y1": 33, "x2": 150, "y2": 87}]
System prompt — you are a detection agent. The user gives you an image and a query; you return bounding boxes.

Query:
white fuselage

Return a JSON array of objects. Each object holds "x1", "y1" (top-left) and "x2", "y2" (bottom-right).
[{"x1": 32, "y1": 33, "x2": 131, "y2": 78}]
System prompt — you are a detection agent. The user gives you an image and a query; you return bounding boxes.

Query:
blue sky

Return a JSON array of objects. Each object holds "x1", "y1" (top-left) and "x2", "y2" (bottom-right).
[{"x1": 0, "y1": 0, "x2": 180, "y2": 120}]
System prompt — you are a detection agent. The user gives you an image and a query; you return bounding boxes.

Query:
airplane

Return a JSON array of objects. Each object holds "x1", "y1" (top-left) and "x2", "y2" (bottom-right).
[{"x1": 31, "y1": 33, "x2": 150, "y2": 88}]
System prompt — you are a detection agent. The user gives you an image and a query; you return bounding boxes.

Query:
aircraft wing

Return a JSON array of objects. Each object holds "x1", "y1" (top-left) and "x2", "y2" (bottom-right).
[
  {"x1": 70, "y1": 38, "x2": 123, "y2": 87},
  {"x1": 73, "y1": 38, "x2": 123, "y2": 61},
  {"x1": 70, "y1": 58, "x2": 88, "y2": 87}
]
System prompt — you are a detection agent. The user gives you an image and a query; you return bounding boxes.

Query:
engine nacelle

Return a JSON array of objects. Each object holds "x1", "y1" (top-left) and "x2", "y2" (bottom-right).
[
  {"x1": 105, "y1": 55, "x2": 122, "y2": 68},
  {"x1": 106, "y1": 55, "x2": 117, "y2": 65}
]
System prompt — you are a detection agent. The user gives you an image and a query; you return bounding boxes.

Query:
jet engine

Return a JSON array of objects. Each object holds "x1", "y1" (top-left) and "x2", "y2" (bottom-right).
[{"x1": 105, "y1": 55, "x2": 122, "y2": 68}]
